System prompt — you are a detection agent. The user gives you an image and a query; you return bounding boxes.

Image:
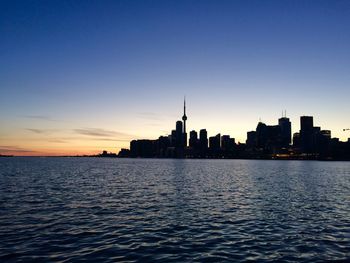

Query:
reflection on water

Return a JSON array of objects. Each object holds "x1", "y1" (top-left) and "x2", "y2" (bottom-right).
[{"x1": 0, "y1": 158, "x2": 349, "y2": 262}]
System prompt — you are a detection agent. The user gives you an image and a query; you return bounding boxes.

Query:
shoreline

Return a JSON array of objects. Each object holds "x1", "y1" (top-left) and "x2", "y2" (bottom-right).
[{"x1": 3, "y1": 156, "x2": 350, "y2": 161}]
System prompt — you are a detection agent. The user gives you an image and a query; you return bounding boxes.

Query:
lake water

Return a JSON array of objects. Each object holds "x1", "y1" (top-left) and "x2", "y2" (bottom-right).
[{"x1": 0, "y1": 158, "x2": 349, "y2": 262}]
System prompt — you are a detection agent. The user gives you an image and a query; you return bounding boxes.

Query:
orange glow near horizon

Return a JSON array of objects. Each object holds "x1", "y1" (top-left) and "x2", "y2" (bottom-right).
[
  {"x1": 1, "y1": 109, "x2": 349, "y2": 156},
  {"x1": 0, "y1": 129, "x2": 131, "y2": 156},
  {"x1": 0, "y1": 144, "x2": 129, "y2": 157}
]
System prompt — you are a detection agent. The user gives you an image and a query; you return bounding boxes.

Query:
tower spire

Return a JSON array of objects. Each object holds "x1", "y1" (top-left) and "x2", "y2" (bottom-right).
[
  {"x1": 184, "y1": 96, "x2": 186, "y2": 116},
  {"x1": 182, "y1": 96, "x2": 187, "y2": 147}
]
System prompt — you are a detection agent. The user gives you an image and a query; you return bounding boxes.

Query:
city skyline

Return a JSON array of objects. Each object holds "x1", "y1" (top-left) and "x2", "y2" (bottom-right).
[
  {"x1": 2, "y1": 96, "x2": 350, "y2": 157},
  {"x1": 120, "y1": 99, "x2": 350, "y2": 160},
  {"x1": 1, "y1": 97, "x2": 350, "y2": 156},
  {"x1": 1, "y1": 0, "x2": 350, "y2": 156}
]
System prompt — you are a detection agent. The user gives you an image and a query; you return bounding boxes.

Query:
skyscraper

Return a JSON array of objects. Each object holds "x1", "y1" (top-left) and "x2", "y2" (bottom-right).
[
  {"x1": 189, "y1": 130, "x2": 198, "y2": 148},
  {"x1": 199, "y1": 129, "x2": 208, "y2": 157},
  {"x1": 209, "y1": 133, "x2": 221, "y2": 157},
  {"x1": 278, "y1": 116, "x2": 291, "y2": 147},
  {"x1": 256, "y1": 122, "x2": 268, "y2": 148},
  {"x1": 221, "y1": 135, "x2": 231, "y2": 151},
  {"x1": 301, "y1": 116, "x2": 313, "y2": 131},
  {"x1": 300, "y1": 116, "x2": 314, "y2": 153},
  {"x1": 246, "y1": 131, "x2": 257, "y2": 148},
  {"x1": 221, "y1": 135, "x2": 235, "y2": 156},
  {"x1": 175, "y1": 120, "x2": 183, "y2": 148}
]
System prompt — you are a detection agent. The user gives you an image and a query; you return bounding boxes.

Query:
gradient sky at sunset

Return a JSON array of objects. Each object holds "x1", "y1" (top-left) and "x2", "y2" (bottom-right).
[{"x1": 1, "y1": 0, "x2": 350, "y2": 155}]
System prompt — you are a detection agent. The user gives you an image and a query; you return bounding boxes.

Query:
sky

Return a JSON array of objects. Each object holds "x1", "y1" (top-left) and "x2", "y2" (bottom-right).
[{"x1": 1, "y1": 0, "x2": 350, "y2": 156}]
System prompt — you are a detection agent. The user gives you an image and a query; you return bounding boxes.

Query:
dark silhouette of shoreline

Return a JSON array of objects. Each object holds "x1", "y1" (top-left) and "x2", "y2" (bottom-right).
[{"x1": 0, "y1": 154, "x2": 13, "y2": 157}]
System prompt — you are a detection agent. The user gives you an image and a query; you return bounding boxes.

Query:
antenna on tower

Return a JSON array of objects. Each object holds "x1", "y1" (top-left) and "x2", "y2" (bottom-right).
[{"x1": 184, "y1": 95, "x2": 186, "y2": 114}]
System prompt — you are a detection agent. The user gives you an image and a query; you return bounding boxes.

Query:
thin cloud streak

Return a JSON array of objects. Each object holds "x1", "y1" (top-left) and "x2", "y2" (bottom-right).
[
  {"x1": 47, "y1": 139, "x2": 67, "y2": 143},
  {"x1": 74, "y1": 128, "x2": 133, "y2": 138},
  {"x1": 25, "y1": 128, "x2": 59, "y2": 134},
  {"x1": 0, "y1": 146, "x2": 38, "y2": 153},
  {"x1": 22, "y1": 115, "x2": 58, "y2": 122},
  {"x1": 26, "y1": 128, "x2": 46, "y2": 134},
  {"x1": 93, "y1": 138, "x2": 131, "y2": 142}
]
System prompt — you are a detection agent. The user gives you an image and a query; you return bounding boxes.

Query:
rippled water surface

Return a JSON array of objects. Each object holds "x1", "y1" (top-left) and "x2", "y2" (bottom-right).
[{"x1": 0, "y1": 158, "x2": 349, "y2": 262}]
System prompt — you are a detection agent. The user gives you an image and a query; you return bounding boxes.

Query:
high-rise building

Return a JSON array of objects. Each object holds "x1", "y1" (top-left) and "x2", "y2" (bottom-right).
[
  {"x1": 278, "y1": 117, "x2": 291, "y2": 147},
  {"x1": 266, "y1": 125, "x2": 282, "y2": 152},
  {"x1": 221, "y1": 135, "x2": 231, "y2": 151},
  {"x1": 301, "y1": 116, "x2": 313, "y2": 131},
  {"x1": 175, "y1": 120, "x2": 183, "y2": 148},
  {"x1": 199, "y1": 129, "x2": 208, "y2": 157},
  {"x1": 318, "y1": 130, "x2": 331, "y2": 156},
  {"x1": 256, "y1": 122, "x2": 268, "y2": 148},
  {"x1": 189, "y1": 130, "x2": 198, "y2": 148},
  {"x1": 246, "y1": 131, "x2": 257, "y2": 148},
  {"x1": 209, "y1": 133, "x2": 221, "y2": 153},
  {"x1": 300, "y1": 116, "x2": 314, "y2": 153},
  {"x1": 221, "y1": 135, "x2": 235, "y2": 155}
]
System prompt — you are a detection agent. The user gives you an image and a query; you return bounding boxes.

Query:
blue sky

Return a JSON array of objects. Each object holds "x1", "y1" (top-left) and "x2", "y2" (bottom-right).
[{"x1": 1, "y1": 0, "x2": 350, "y2": 155}]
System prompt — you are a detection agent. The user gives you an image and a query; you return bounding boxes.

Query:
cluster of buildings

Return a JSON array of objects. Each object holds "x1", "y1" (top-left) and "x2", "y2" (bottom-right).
[
  {"x1": 116, "y1": 100, "x2": 350, "y2": 160},
  {"x1": 245, "y1": 115, "x2": 348, "y2": 159}
]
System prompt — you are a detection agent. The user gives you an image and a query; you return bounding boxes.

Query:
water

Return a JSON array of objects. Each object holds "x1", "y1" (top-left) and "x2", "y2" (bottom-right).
[{"x1": 0, "y1": 158, "x2": 349, "y2": 262}]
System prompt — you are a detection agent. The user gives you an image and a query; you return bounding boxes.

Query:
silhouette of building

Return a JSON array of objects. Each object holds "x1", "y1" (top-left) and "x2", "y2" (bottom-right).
[
  {"x1": 300, "y1": 116, "x2": 315, "y2": 153},
  {"x1": 320, "y1": 130, "x2": 331, "y2": 139},
  {"x1": 130, "y1": 140, "x2": 138, "y2": 157},
  {"x1": 175, "y1": 121, "x2": 183, "y2": 146},
  {"x1": 209, "y1": 133, "x2": 221, "y2": 149},
  {"x1": 175, "y1": 120, "x2": 184, "y2": 157},
  {"x1": 99, "y1": 150, "x2": 117, "y2": 157},
  {"x1": 301, "y1": 116, "x2": 313, "y2": 131},
  {"x1": 221, "y1": 135, "x2": 231, "y2": 151},
  {"x1": 221, "y1": 135, "x2": 236, "y2": 157},
  {"x1": 293, "y1": 132, "x2": 300, "y2": 148},
  {"x1": 158, "y1": 136, "x2": 171, "y2": 157},
  {"x1": 170, "y1": 130, "x2": 176, "y2": 147},
  {"x1": 246, "y1": 131, "x2": 257, "y2": 148},
  {"x1": 130, "y1": 139, "x2": 155, "y2": 157},
  {"x1": 189, "y1": 130, "x2": 198, "y2": 148},
  {"x1": 199, "y1": 129, "x2": 208, "y2": 157},
  {"x1": 247, "y1": 115, "x2": 291, "y2": 155},
  {"x1": 118, "y1": 148, "x2": 130, "y2": 157},
  {"x1": 317, "y1": 130, "x2": 331, "y2": 157},
  {"x1": 278, "y1": 116, "x2": 291, "y2": 147},
  {"x1": 188, "y1": 130, "x2": 199, "y2": 157},
  {"x1": 256, "y1": 122, "x2": 268, "y2": 149},
  {"x1": 182, "y1": 97, "x2": 187, "y2": 147},
  {"x1": 209, "y1": 133, "x2": 221, "y2": 157},
  {"x1": 266, "y1": 125, "x2": 283, "y2": 153}
]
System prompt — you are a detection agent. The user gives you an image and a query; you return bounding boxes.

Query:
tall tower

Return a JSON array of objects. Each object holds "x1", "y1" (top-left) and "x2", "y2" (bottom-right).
[
  {"x1": 278, "y1": 113, "x2": 292, "y2": 147},
  {"x1": 300, "y1": 116, "x2": 314, "y2": 153},
  {"x1": 182, "y1": 97, "x2": 187, "y2": 147}
]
